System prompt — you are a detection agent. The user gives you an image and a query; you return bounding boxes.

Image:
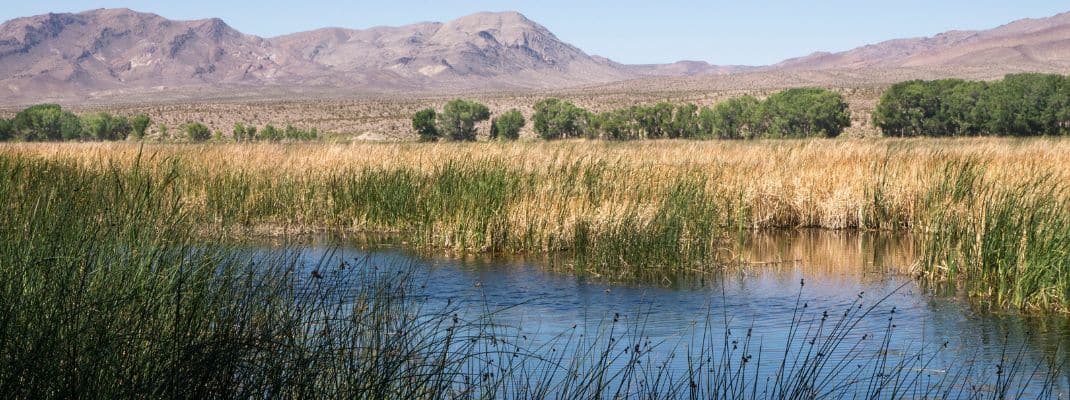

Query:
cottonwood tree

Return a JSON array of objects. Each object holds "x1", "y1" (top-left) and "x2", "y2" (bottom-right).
[
  {"x1": 533, "y1": 98, "x2": 589, "y2": 140},
  {"x1": 492, "y1": 109, "x2": 525, "y2": 140},
  {"x1": 438, "y1": 100, "x2": 490, "y2": 141},
  {"x1": 412, "y1": 108, "x2": 439, "y2": 142}
]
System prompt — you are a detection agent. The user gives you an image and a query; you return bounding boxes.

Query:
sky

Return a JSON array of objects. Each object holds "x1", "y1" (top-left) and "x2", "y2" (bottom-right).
[{"x1": 3, "y1": 1, "x2": 1068, "y2": 66}]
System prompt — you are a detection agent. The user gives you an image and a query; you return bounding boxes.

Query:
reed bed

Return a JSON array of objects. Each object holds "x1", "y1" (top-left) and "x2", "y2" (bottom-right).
[
  {"x1": 2, "y1": 138, "x2": 1070, "y2": 309},
  {"x1": 0, "y1": 154, "x2": 1062, "y2": 398}
]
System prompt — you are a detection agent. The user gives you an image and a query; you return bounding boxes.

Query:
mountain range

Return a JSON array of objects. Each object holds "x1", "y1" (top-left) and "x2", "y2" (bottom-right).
[{"x1": 0, "y1": 8, "x2": 1068, "y2": 102}]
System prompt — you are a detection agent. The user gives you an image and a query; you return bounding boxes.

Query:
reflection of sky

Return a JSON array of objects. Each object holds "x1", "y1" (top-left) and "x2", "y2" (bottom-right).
[{"x1": 278, "y1": 230, "x2": 1069, "y2": 396}]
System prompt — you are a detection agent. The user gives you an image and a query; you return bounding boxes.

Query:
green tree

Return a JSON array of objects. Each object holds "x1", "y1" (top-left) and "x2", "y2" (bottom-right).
[
  {"x1": 81, "y1": 113, "x2": 131, "y2": 141},
  {"x1": 669, "y1": 103, "x2": 699, "y2": 139},
  {"x1": 245, "y1": 125, "x2": 258, "y2": 141},
  {"x1": 980, "y1": 73, "x2": 1065, "y2": 136},
  {"x1": 592, "y1": 109, "x2": 638, "y2": 140},
  {"x1": 261, "y1": 124, "x2": 280, "y2": 141},
  {"x1": 703, "y1": 96, "x2": 761, "y2": 139},
  {"x1": 12, "y1": 104, "x2": 82, "y2": 141},
  {"x1": 0, "y1": 119, "x2": 11, "y2": 141},
  {"x1": 493, "y1": 109, "x2": 525, "y2": 140},
  {"x1": 438, "y1": 99, "x2": 490, "y2": 141},
  {"x1": 760, "y1": 88, "x2": 850, "y2": 138},
  {"x1": 412, "y1": 108, "x2": 439, "y2": 142},
  {"x1": 533, "y1": 98, "x2": 590, "y2": 140},
  {"x1": 131, "y1": 114, "x2": 151, "y2": 139},
  {"x1": 185, "y1": 122, "x2": 211, "y2": 142},
  {"x1": 233, "y1": 122, "x2": 247, "y2": 141}
]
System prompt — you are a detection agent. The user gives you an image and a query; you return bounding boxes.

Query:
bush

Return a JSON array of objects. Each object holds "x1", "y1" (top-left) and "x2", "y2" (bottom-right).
[
  {"x1": 12, "y1": 104, "x2": 82, "y2": 141},
  {"x1": 260, "y1": 124, "x2": 280, "y2": 141},
  {"x1": 492, "y1": 109, "x2": 524, "y2": 140},
  {"x1": 0, "y1": 119, "x2": 12, "y2": 141},
  {"x1": 232, "y1": 123, "x2": 246, "y2": 141},
  {"x1": 533, "y1": 98, "x2": 589, "y2": 140},
  {"x1": 131, "y1": 114, "x2": 151, "y2": 139},
  {"x1": 438, "y1": 100, "x2": 490, "y2": 141},
  {"x1": 185, "y1": 122, "x2": 211, "y2": 142},
  {"x1": 81, "y1": 112, "x2": 131, "y2": 141},
  {"x1": 412, "y1": 108, "x2": 439, "y2": 142}
]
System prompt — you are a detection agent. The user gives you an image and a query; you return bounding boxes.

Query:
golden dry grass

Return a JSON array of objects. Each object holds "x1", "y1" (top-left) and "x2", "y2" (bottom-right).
[
  {"x1": 5, "y1": 138, "x2": 1070, "y2": 307},
  {"x1": 4, "y1": 137, "x2": 1067, "y2": 232}
]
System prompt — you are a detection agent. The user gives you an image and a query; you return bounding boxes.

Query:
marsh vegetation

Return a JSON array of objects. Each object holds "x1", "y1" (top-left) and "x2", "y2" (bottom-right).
[{"x1": 1, "y1": 144, "x2": 1066, "y2": 398}]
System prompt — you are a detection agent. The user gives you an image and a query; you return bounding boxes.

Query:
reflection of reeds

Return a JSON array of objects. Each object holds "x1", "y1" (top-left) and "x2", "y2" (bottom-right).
[
  {"x1": 3, "y1": 138, "x2": 1070, "y2": 308},
  {"x1": 0, "y1": 155, "x2": 1060, "y2": 397}
]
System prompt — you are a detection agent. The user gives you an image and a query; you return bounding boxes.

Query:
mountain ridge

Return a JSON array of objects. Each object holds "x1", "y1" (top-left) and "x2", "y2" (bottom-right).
[{"x1": 1, "y1": 8, "x2": 1069, "y2": 102}]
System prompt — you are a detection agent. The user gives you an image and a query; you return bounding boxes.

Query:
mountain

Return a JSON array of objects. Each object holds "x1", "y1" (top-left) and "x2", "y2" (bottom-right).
[
  {"x1": 1, "y1": 8, "x2": 1070, "y2": 102},
  {"x1": 0, "y1": 9, "x2": 299, "y2": 97},
  {"x1": 775, "y1": 12, "x2": 1070, "y2": 71},
  {"x1": 269, "y1": 11, "x2": 632, "y2": 89},
  {"x1": 0, "y1": 9, "x2": 646, "y2": 100}
]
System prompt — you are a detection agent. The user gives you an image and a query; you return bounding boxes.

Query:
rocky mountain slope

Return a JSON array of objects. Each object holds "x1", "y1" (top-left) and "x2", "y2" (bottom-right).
[
  {"x1": 0, "y1": 8, "x2": 1068, "y2": 102},
  {"x1": 776, "y1": 12, "x2": 1070, "y2": 71}
]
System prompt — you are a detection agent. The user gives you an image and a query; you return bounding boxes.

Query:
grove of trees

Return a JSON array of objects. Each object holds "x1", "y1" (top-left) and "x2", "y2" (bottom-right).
[
  {"x1": 534, "y1": 88, "x2": 851, "y2": 141},
  {"x1": 874, "y1": 73, "x2": 1070, "y2": 137},
  {"x1": 410, "y1": 99, "x2": 515, "y2": 142},
  {"x1": 0, "y1": 104, "x2": 149, "y2": 142}
]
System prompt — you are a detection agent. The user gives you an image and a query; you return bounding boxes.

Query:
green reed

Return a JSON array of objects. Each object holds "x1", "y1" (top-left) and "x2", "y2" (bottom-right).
[
  {"x1": 0, "y1": 153, "x2": 1062, "y2": 398},
  {"x1": 918, "y1": 160, "x2": 1070, "y2": 310}
]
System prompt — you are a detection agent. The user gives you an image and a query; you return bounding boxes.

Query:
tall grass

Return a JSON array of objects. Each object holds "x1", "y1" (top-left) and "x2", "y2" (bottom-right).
[
  {"x1": 0, "y1": 151, "x2": 1065, "y2": 397},
  {"x1": 919, "y1": 160, "x2": 1070, "y2": 311},
  {"x1": 3, "y1": 139, "x2": 1070, "y2": 309}
]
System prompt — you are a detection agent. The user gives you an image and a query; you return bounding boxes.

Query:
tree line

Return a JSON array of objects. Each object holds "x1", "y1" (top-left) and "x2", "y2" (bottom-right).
[
  {"x1": 0, "y1": 104, "x2": 151, "y2": 142},
  {"x1": 0, "y1": 104, "x2": 321, "y2": 142},
  {"x1": 412, "y1": 88, "x2": 852, "y2": 141},
  {"x1": 413, "y1": 100, "x2": 525, "y2": 142},
  {"x1": 874, "y1": 73, "x2": 1070, "y2": 137}
]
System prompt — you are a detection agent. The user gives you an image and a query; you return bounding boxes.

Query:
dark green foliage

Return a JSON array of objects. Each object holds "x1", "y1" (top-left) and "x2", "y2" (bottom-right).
[
  {"x1": 81, "y1": 112, "x2": 131, "y2": 141},
  {"x1": 579, "y1": 89, "x2": 845, "y2": 141},
  {"x1": 130, "y1": 114, "x2": 151, "y2": 139},
  {"x1": 185, "y1": 122, "x2": 211, "y2": 142},
  {"x1": 12, "y1": 104, "x2": 82, "y2": 141},
  {"x1": 412, "y1": 108, "x2": 439, "y2": 142},
  {"x1": 874, "y1": 79, "x2": 983, "y2": 137},
  {"x1": 492, "y1": 109, "x2": 525, "y2": 140},
  {"x1": 438, "y1": 99, "x2": 490, "y2": 141},
  {"x1": 232, "y1": 122, "x2": 247, "y2": 141},
  {"x1": 0, "y1": 119, "x2": 11, "y2": 141},
  {"x1": 758, "y1": 88, "x2": 851, "y2": 138},
  {"x1": 703, "y1": 96, "x2": 761, "y2": 139},
  {"x1": 533, "y1": 98, "x2": 590, "y2": 140},
  {"x1": 669, "y1": 103, "x2": 699, "y2": 139},
  {"x1": 260, "y1": 124, "x2": 280, "y2": 141},
  {"x1": 592, "y1": 109, "x2": 641, "y2": 140},
  {"x1": 875, "y1": 74, "x2": 1070, "y2": 137},
  {"x1": 282, "y1": 124, "x2": 317, "y2": 140},
  {"x1": 633, "y1": 102, "x2": 674, "y2": 139},
  {"x1": 981, "y1": 73, "x2": 1069, "y2": 136}
]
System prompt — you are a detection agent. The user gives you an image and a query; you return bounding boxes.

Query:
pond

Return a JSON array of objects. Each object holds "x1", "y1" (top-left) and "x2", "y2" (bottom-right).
[{"x1": 285, "y1": 230, "x2": 1070, "y2": 397}]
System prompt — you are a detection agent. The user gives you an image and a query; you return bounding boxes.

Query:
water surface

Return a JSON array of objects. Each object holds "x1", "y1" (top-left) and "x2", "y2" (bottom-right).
[{"x1": 289, "y1": 230, "x2": 1070, "y2": 395}]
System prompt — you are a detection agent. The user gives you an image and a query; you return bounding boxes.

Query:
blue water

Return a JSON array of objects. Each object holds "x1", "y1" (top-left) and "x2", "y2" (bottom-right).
[{"x1": 283, "y1": 231, "x2": 1070, "y2": 396}]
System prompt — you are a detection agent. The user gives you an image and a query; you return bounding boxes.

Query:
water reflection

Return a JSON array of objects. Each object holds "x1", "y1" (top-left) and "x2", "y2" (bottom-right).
[{"x1": 277, "y1": 230, "x2": 1068, "y2": 395}]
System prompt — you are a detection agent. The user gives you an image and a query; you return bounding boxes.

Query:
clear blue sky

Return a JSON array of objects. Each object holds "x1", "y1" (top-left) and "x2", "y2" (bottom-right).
[{"x1": 4, "y1": 1, "x2": 1067, "y2": 65}]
